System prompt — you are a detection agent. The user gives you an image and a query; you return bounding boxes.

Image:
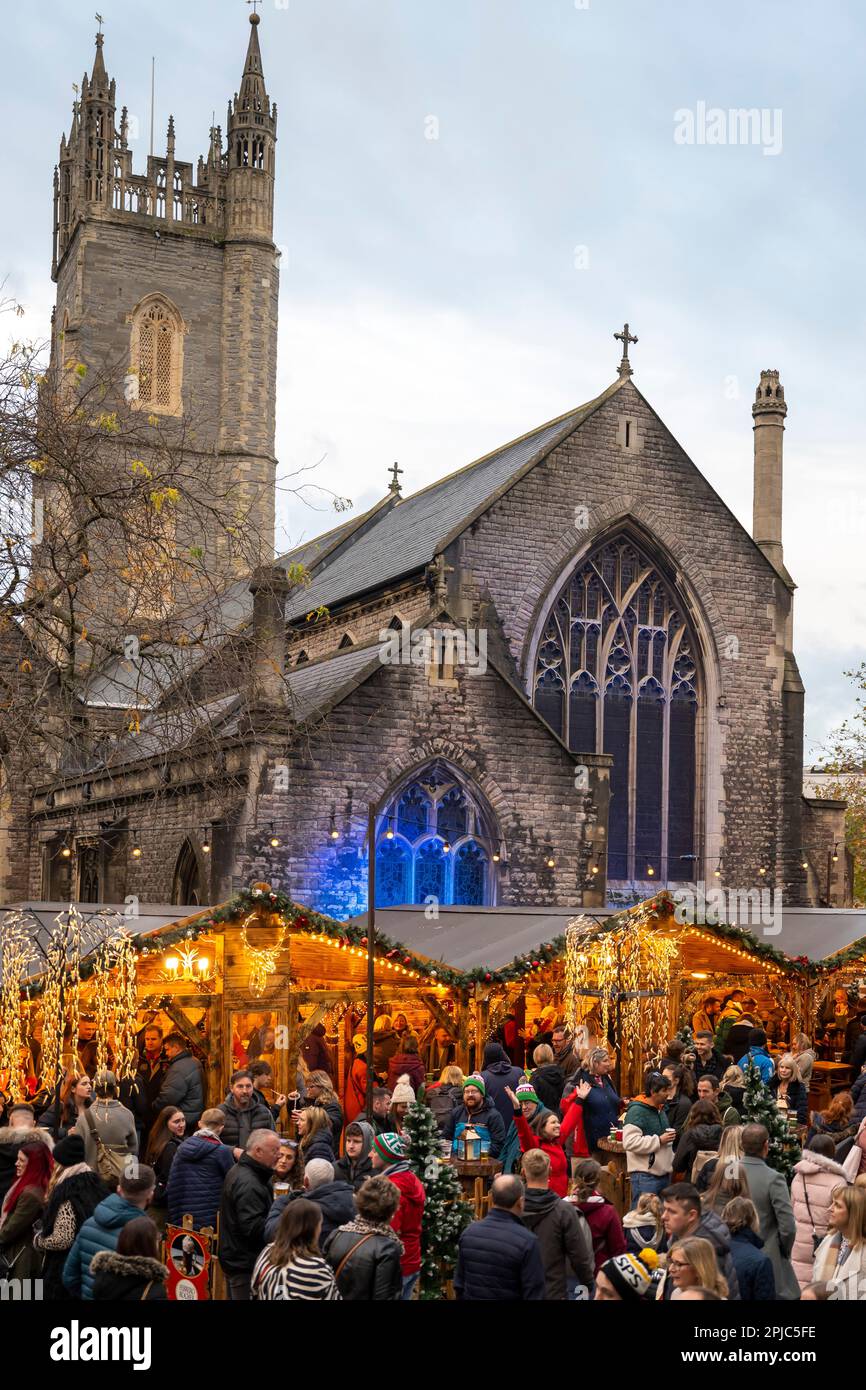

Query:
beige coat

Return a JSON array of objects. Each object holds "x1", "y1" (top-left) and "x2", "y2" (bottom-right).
[
  {"x1": 813, "y1": 1231, "x2": 866, "y2": 1300},
  {"x1": 790, "y1": 1151, "x2": 847, "y2": 1289}
]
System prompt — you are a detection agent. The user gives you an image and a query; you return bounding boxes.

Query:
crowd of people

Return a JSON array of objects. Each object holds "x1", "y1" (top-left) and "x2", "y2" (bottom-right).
[{"x1": 1, "y1": 992, "x2": 865, "y2": 1301}]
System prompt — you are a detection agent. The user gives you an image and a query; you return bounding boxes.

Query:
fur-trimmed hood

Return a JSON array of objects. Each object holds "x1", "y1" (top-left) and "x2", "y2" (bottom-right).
[
  {"x1": 90, "y1": 1250, "x2": 168, "y2": 1281},
  {"x1": 793, "y1": 1150, "x2": 847, "y2": 1180},
  {"x1": 0, "y1": 1126, "x2": 54, "y2": 1150}
]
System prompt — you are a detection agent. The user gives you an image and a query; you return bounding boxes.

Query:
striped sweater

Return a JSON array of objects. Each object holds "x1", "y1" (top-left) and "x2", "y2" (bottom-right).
[{"x1": 250, "y1": 1247, "x2": 341, "y2": 1301}]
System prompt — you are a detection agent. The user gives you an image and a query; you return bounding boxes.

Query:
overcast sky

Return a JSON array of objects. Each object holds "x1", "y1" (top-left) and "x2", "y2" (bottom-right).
[{"x1": 2, "y1": 0, "x2": 864, "y2": 756}]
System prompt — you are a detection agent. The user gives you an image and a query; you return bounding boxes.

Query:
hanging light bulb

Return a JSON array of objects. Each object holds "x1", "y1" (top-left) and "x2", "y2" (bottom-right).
[
  {"x1": 385, "y1": 818, "x2": 395, "y2": 841},
  {"x1": 713, "y1": 861, "x2": 722, "y2": 879},
  {"x1": 646, "y1": 863, "x2": 655, "y2": 878},
  {"x1": 131, "y1": 832, "x2": 142, "y2": 860},
  {"x1": 758, "y1": 865, "x2": 767, "y2": 877},
  {"x1": 832, "y1": 844, "x2": 839, "y2": 863},
  {"x1": 546, "y1": 856, "x2": 556, "y2": 869},
  {"x1": 492, "y1": 851, "x2": 500, "y2": 863},
  {"x1": 442, "y1": 840, "x2": 451, "y2": 853},
  {"x1": 269, "y1": 823, "x2": 281, "y2": 848},
  {"x1": 202, "y1": 826, "x2": 211, "y2": 855},
  {"x1": 60, "y1": 839, "x2": 72, "y2": 859}
]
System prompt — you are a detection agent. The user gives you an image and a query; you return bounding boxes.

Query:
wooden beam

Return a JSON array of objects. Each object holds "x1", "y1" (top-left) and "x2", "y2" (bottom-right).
[{"x1": 419, "y1": 992, "x2": 457, "y2": 1036}]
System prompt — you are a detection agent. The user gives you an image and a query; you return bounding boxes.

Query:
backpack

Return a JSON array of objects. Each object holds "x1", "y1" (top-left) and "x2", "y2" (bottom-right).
[
  {"x1": 691, "y1": 1150, "x2": 717, "y2": 1183},
  {"x1": 83, "y1": 1108, "x2": 130, "y2": 1182}
]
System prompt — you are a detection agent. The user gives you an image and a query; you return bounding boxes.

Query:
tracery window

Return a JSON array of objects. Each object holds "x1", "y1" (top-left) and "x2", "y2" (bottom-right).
[
  {"x1": 130, "y1": 296, "x2": 184, "y2": 415},
  {"x1": 375, "y1": 763, "x2": 496, "y2": 908},
  {"x1": 172, "y1": 838, "x2": 202, "y2": 906},
  {"x1": 532, "y1": 534, "x2": 700, "y2": 882}
]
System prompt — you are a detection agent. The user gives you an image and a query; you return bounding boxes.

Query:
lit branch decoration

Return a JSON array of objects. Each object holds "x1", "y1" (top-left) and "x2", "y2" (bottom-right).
[{"x1": 0, "y1": 913, "x2": 37, "y2": 1101}]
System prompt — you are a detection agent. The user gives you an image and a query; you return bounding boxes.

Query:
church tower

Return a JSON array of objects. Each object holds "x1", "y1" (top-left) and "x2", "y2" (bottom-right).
[
  {"x1": 218, "y1": 9, "x2": 279, "y2": 551},
  {"x1": 48, "y1": 13, "x2": 279, "y2": 632}
]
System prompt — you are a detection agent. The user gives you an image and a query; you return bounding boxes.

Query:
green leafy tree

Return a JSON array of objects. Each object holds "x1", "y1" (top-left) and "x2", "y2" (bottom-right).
[
  {"x1": 741, "y1": 1061, "x2": 801, "y2": 1184},
  {"x1": 403, "y1": 1099, "x2": 472, "y2": 1298}
]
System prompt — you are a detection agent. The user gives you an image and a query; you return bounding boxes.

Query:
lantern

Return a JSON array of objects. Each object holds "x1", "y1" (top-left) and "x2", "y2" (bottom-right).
[{"x1": 461, "y1": 1124, "x2": 481, "y2": 1162}]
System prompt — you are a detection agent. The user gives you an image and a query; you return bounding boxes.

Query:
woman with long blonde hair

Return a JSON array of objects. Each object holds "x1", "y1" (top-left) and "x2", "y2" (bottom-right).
[
  {"x1": 295, "y1": 1105, "x2": 335, "y2": 1163},
  {"x1": 700, "y1": 1125, "x2": 749, "y2": 1212}
]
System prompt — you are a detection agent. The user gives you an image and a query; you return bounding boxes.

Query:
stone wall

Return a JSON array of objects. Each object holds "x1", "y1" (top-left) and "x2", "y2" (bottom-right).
[{"x1": 456, "y1": 380, "x2": 806, "y2": 902}]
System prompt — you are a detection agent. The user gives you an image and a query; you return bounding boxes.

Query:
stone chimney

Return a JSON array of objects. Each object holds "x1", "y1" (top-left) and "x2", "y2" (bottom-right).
[
  {"x1": 751, "y1": 369, "x2": 787, "y2": 573},
  {"x1": 248, "y1": 565, "x2": 291, "y2": 708}
]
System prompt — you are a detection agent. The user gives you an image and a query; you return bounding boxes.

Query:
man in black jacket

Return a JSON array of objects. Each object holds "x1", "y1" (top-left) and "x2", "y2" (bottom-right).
[
  {"x1": 691, "y1": 1031, "x2": 728, "y2": 1084},
  {"x1": 264, "y1": 1158, "x2": 355, "y2": 1246},
  {"x1": 155, "y1": 1034, "x2": 205, "y2": 1130},
  {"x1": 218, "y1": 1070, "x2": 276, "y2": 1153},
  {"x1": 520, "y1": 1149, "x2": 593, "y2": 1299},
  {"x1": 454, "y1": 1175, "x2": 545, "y2": 1300},
  {"x1": 218, "y1": 1129, "x2": 281, "y2": 1300}
]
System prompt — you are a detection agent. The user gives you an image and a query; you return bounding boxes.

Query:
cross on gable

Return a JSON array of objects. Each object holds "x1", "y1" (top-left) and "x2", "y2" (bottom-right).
[
  {"x1": 388, "y1": 461, "x2": 403, "y2": 495},
  {"x1": 615, "y1": 322, "x2": 638, "y2": 378}
]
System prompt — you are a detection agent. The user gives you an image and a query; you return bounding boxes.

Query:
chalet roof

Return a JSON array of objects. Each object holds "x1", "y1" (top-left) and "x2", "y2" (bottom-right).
[{"x1": 345, "y1": 905, "x2": 611, "y2": 971}]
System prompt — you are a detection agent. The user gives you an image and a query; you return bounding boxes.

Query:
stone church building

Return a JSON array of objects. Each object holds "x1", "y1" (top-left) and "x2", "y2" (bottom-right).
[{"x1": 0, "y1": 14, "x2": 849, "y2": 920}]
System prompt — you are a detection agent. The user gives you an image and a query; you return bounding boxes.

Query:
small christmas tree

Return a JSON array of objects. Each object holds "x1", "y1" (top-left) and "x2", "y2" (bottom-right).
[
  {"x1": 741, "y1": 1060, "x2": 801, "y2": 1183},
  {"x1": 403, "y1": 1099, "x2": 473, "y2": 1299}
]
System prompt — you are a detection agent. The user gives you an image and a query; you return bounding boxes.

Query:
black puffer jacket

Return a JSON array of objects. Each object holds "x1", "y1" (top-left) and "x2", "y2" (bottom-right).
[
  {"x1": 217, "y1": 1092, "x2": 276, "y2": 1150},
  {"x1": 264, "y1": 1180, "x2": 355, "y2": 1245},
  {"x1": 530, "y1": 1065, "x2": 566, "y2": 1115},
  {"x1": 90, "y1": 1250, "x2": 169, "y2": 1301},
  {"x1": 155, "y1": 1050, "x2": 205, "y2": 1129},
  {"x1": 218, "y1": 1154, "x2": 276, "y2": 1275},
  {"x1": 521, "y1": 1188, "x2": 594, "y2": 1300},
  {"x1": 454, "y1": 1208, "x2": 546, "y2": 1301},
  {"x1": 323, "y1": 1223, "x2": 402, "y2": 1300}
]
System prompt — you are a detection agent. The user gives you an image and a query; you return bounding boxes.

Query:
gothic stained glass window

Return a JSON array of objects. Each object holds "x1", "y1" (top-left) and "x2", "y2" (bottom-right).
[
  {"x1": 453, "y1": 842, "x2": 488, "y2": 906},
  {"x1": 376, "y1": 840, "x2": 411, "y2": 908},
  {"x1": 532, "y1": 535, "x2": 702, "y2": 882},
  {"x1": 414, "y1": 840, "x2": 447, "y2": 904},
  {"x1": 437, "y1": 786, "x2": 468, "y2": 842},
  {"x1": 397, "y1": 787, "x2": 430, "y2": 840},
  {"x1": 374, "y1": 763, "x2": 496, "y2": 908}
]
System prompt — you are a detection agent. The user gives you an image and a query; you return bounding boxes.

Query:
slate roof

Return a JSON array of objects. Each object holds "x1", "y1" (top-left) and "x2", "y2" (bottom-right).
[
  {"x1": 285, "y1": 383, "x2": 623, "y2": 621},
  {"x1": 80, "y1": 514, "x2": 365, "y2": 710},
  {"x1": 76, "y1": 381, "x2": 621, "y2": 718}
]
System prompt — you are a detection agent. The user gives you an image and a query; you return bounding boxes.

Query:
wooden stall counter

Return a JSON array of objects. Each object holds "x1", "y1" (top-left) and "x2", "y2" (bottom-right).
[
  {"x1": 808, "y1": 1060, "x2": 852, "y2": 1114},
  {"x1": 448, "y1": 1157, "x2": 503, "y2": 1219}
]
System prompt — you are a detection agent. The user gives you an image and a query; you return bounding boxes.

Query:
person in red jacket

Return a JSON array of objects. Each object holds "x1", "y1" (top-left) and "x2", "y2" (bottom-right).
[
  {"x1": 506, "y1": 1081, "x2": 590, "y2": 1198},
  {"x1": 570, "y1": 1157, "x2": 627, "y2": 1275},
  {"x1": 370, "y1": 1131, "x2": 426, "y2": 1299}
]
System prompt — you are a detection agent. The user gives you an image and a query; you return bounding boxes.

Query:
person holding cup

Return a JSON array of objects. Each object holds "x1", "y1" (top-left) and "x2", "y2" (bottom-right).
[{"x1": 622, "y1": 1073, "x2": 677, "y2": 1208}]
